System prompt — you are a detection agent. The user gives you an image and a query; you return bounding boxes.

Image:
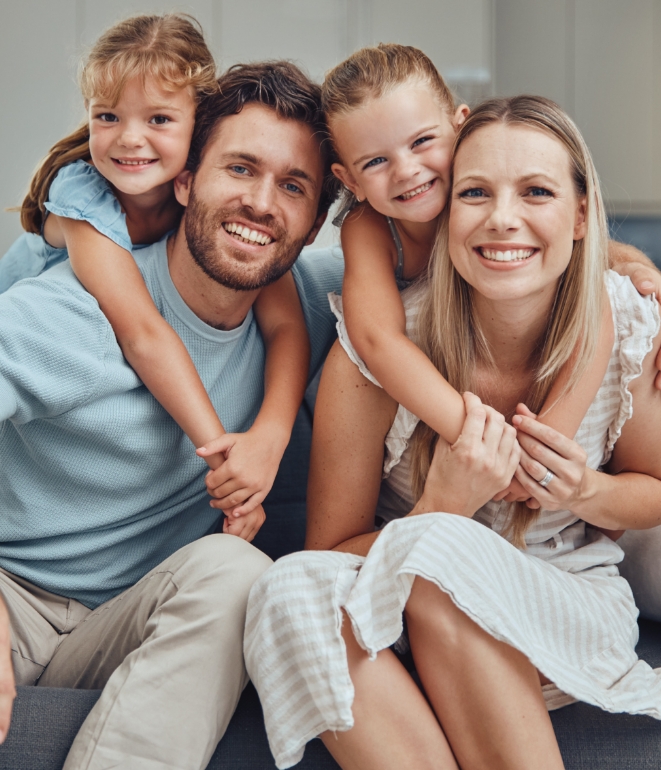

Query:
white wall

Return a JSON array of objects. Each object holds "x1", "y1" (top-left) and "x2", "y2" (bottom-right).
[
  {"x1": 0, "y1": 0, "x2": 492, "y2": 255},
  {"x1": 494, "y1": 0, "x2": 661, "y2": 217}
]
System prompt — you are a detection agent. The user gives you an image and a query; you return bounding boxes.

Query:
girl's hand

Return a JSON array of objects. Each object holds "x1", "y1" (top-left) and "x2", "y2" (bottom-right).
[
  {"x1": 492, "y1": 404, "x2": 541, "y2": 508},
  {"x1": 611, "y1": 261, "x2": 661, "y2": 389},
  {"x1": 411, "y1": 392, "x2": 520, "y2": 518},
  {"x1": 513, "y1": 404, "x2": 590, "y2": 511},
  {"x1": 222, "y1": 504, "x2": 266, "y2": 542},
  {"x1": 198, "y1": 428, "x2": 284, "y2": 516}
]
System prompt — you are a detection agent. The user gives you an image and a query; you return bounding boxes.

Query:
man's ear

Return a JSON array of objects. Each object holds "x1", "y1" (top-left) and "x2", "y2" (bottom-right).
[
  {"x1": 574, "y1": 196, "x2": 587, "y2": 240},
  {"x1": 453, "y1": 104, "x2": 470, "y2": 131},
  {"x1": 305, "y1": 211, "x2": 328, "y2": 247},
  {"x1": 331, "y1": 163, "x2": 365, "y2": 202},
  {"x1": 174, "y1": 170, "x2": 193, "y2": 207}
]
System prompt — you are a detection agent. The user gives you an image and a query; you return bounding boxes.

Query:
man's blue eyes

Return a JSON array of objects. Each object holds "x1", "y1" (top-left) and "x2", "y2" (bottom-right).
[
  {"x1": 229, "y1": 167, "x2": 302, "y2": 193},
  {"x1": 284, "y1": 183, "x2": 302, "y2": 193}
]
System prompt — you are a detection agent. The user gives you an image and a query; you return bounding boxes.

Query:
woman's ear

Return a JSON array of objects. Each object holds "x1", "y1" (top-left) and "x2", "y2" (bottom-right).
[
  {"x1": 453, "y1": 104, "x2": 470, "y2": 131},
  {"x1": 331, "y1": 163, "x2": 365, "y2": 203},
  {"x1": 574, "y1": 196, "x2": 587, "y2": 240}
]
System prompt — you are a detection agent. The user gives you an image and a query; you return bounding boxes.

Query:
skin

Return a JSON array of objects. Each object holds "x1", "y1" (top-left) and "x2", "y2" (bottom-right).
[{"x1": 306, "y1": 122, "x2": 661, "y2": 770}]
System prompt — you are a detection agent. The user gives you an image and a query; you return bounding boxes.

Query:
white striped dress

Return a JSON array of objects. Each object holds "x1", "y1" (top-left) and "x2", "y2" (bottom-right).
[{"x1": 245, "y1": 271, "x2": 661, "y2": 770}]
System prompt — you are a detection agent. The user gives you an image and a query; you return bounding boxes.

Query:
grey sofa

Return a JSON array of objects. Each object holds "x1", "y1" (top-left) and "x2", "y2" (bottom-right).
[{"x1": 1, "y1": 404, "x2": 660, "y2": 769}]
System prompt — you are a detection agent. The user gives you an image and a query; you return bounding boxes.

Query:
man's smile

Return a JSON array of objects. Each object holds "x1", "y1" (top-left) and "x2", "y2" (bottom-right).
[{"x1": 222, "y1": 222, "x2": 275, "y2": 246}]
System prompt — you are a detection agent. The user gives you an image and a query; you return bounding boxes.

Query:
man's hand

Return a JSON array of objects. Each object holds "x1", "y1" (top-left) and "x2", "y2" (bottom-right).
[
  {"x1": 222, "y1": 504, "x2": 266, "y2": 542},
  {"x1": 0, "y1": 597, "x2": 15, "y2": 744},
  {"x1": 198, "y1": 428, "x2": 284, "y2": 516},
  {"x1": 410, "y1": 393, "x2": 520, "y2": 518}
]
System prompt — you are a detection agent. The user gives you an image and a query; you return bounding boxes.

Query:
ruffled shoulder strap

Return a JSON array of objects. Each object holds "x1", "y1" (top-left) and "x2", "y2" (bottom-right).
[
  {"x1": 603, "y1": 269, "x2": 660, "y2": 463},
  {"x1": 44, "y1": 160, "x2": 132, "y2": 252}
]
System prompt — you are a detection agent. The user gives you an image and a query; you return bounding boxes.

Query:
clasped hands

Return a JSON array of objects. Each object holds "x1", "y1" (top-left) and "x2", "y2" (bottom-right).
[{"x1": 411, "y1": 392, "x2": 591, "y2": 520}]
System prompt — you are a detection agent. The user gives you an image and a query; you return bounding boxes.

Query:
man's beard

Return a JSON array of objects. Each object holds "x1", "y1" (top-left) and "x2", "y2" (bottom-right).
[{"x1": 184, "y1": 184, "x2": 311, "y2": 291}]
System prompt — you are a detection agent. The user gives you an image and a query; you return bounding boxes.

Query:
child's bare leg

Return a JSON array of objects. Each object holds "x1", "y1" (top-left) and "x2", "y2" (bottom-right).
[
  {"x1": 320, "y1": 612, "x2": 458, "y2": 770},
  {"x1": 405, "y1": 577, "x2": 565, "y2": 770}
]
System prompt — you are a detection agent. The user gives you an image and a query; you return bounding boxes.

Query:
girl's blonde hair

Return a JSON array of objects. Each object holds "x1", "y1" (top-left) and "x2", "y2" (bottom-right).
[
  {"x1": 21, "y1": 13, "x2": 218, "y2": 234},
  {"x1": 410, "y1": 95, "x2": 608, "y2": 548},
  {"x1": 321, "y1": 43, "x2": 455, "y2": 218}
]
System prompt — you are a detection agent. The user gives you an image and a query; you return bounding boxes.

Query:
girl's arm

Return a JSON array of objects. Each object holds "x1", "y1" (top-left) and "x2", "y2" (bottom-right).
[
  {"x1": 341, "y1": 208, "x2": 466, "y2": 444},
  {"x1": 55, "y1": 216, "x2": 226, "y2": 471},
  {"x1": 200, "y1": 271, "x2": 310, "y2": 517}
]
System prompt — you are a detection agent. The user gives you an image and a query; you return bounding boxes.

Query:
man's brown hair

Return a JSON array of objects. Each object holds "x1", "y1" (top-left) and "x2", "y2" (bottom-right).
[{"x1": 188, "y1": 61, "x2": 340, "y2": 216}]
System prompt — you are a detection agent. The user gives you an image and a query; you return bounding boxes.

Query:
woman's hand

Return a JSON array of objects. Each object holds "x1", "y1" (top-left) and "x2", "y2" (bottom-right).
[
  {"x1": 513, "y1": 404, "x2": 590, "y2": 511},
  {"x1": 411, "y1": 392, "x2": 521, "y2": 518}
]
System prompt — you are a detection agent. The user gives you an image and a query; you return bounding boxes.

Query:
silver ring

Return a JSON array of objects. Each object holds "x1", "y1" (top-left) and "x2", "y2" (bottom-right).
[{"x1": 538, "y1": 469, "x2": 554, "y2": 488}]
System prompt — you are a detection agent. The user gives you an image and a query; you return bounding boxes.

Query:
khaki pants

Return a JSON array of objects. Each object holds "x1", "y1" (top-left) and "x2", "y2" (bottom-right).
[{"x1": 0, "y1": 534, "x2": 272, "y2": 770}]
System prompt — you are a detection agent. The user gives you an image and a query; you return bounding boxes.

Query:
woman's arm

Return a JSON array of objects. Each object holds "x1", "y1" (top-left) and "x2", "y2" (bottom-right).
[
  {"x1": 341, "y1": 209, "x2": 466, "y2": 444},
  {"x1": 200, "y1": 272, "x2": 310, "y2": 518},
  {"x1": 306, "y1": 340, "x2": 397, "y2": 554},
  {"x1": 513, "y1": 324, "x2": 661, "y2": 529},
  {"x1": 57, "y1": 216, "x2": 226, "y2": 465}
]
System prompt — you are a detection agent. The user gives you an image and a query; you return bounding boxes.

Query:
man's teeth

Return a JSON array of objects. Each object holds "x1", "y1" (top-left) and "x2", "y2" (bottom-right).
[
  {"x1": 399, "y1": 181, "x2": 432, "y2": 200},
  {"x1": 223, "y1": 223, "x2": 273, "y2": 245},
  {"x1": 115, "y1": 159, "x2": 154, "y2": 165},
  {"x1": 480, "y1": 248, "x2": 535, "y2": 262}
]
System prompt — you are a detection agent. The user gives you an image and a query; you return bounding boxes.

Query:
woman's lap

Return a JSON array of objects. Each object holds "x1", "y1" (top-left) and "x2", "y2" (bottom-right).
[{"x1": 620, "y1": 526, "x2": 661, "y2": 622}]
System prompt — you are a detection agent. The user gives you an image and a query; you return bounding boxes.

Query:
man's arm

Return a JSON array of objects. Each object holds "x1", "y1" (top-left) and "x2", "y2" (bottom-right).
[{"x1": 0, "y1": 597, "x2": 15, "y2": 743}]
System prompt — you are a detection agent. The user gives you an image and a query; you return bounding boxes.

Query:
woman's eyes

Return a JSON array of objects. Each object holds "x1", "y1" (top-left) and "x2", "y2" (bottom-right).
[
  {"x1": 363, "y1": 156, "x2": 387, "y2": 170},
  {"x1": 458, "y1": 188, "x2": 486, "y2": 199},
  {"x1": 149, "y1": 115, "x2": 171, "y2": 125},
  {"x1": 527, "y1": 186, "x2": 553, "y2": 198}
]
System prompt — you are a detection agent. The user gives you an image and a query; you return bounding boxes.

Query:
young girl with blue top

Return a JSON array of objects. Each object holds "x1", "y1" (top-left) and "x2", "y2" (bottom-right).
[{"x1": 2, "y1": 14, "x2": 312, "y2": 541}]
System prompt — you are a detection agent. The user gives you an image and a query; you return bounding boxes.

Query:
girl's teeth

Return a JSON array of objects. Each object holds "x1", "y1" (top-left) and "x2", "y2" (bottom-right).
[
  {"x1": 222, "y1": 223, "x2": 273, "y2": 245},
  {"x1": 116, "y1": 159, "x2": 154, "y2": 165},
  {"x1": 399, "y1": 181, "x2": 432, "y2": 200},
  {"x1": 480, "y1": 248, "x2": 535, "y2": 262}
]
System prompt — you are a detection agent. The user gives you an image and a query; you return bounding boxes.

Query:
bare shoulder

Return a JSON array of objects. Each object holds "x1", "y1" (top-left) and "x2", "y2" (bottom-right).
[
  {"x1": 609, "y1": 321, "x2": 661, "y2": 476},
  {"x1": 341, "y1": 204, "x2": 397, "y2": 271}
]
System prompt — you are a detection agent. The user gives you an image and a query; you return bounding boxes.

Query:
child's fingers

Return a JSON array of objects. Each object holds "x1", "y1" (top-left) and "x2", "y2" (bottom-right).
[
  {"x1": 196, "y1": 434, "x2": 235, "y2": 456},
  {"x1": 230, "y1": 492, "x2": 267, "y2": 518}
]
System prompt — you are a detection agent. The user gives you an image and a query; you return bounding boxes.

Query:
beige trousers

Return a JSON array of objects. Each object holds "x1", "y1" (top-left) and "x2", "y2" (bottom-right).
[{"x1": 0, "y1": 534, "x2": 272, "y2": 770}]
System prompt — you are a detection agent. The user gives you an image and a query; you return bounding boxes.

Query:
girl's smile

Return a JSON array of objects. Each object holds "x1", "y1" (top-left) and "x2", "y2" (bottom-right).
[{"x1": 88, "y1": 76, "x2": 196, "y2": 199}]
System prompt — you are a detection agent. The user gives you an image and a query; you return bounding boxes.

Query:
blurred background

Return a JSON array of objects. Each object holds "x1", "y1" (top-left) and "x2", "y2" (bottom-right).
[{"x1": 1, "y1": 0, "x2": 660, "y2": 262}]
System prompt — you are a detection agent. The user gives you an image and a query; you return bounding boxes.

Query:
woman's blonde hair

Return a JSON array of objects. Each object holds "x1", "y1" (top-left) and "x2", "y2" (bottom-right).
[
  {"x1": 321, "y1": 43, "x2": 455, "y2": 218},
  {"x1": 410, "y1": 95, "x2": 609, "y2": 548},
  {"x1": 20, "y1": 13, "x2": 218, "y2": 234}
]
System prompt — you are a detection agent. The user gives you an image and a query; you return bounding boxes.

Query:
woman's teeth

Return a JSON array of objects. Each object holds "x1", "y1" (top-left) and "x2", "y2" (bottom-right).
[
  {"x1": 399, "y1": 181, "x2": 433, "y2": 200},
  {"x1": 223, "y1": 223, "x2": 273, "y2": 245},
  {"x1": 480, "y1": 248, "x2": 535, "y2": 262}
]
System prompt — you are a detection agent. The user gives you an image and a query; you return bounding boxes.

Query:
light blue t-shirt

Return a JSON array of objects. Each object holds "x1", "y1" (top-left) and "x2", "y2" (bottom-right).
[{"x1": 0, "y1": 238, "x2": 343, "y2": 608}]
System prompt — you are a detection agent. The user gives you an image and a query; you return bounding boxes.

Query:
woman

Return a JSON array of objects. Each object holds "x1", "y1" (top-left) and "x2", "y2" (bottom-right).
[{"x1": 245, "y1": 96, "x2": 661, "y2": 770}]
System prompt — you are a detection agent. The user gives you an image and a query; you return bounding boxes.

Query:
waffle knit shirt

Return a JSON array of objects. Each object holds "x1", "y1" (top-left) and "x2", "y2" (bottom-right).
[{"x1": 0, "y1": 238, "x2": 342, "y2": 608}]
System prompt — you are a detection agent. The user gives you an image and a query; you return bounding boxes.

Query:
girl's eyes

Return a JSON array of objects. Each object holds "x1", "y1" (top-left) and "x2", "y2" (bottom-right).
[
  {"x1": 149, "y1": 115, "x2": 171, "y2": 125},
  {"x1": 412, "y1": 136, "x2": 433, "y2": 148},
  {"x1": 363, "y1": 156, "x2": 386, "y2": 170},
  {"x1": 96, "y1": 113, "x2": 118, "y2": 123}
]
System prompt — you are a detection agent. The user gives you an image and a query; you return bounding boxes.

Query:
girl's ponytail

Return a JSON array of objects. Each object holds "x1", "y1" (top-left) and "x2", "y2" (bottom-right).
[{"x1": 20, "y1": 125, "x2": 90, "y2": 234}]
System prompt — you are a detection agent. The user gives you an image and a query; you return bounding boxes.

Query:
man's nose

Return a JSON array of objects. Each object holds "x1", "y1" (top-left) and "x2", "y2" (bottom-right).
[{"x1": 240, "y1": 177, "x2": 276, "y2": 216}]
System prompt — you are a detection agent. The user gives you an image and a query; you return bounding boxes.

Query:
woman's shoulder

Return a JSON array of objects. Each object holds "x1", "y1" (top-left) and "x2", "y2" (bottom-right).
[{"x1": 44, "y1": 160, "x2": 131, "y2": 251}]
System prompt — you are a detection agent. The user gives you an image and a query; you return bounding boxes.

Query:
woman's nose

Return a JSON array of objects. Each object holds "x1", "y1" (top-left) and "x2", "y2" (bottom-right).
[{"x1": 484, "y1": 194, "x2": 521, "y2": 232}]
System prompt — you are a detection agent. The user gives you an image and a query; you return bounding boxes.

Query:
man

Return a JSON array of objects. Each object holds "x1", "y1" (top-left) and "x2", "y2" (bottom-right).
[{"x1": 0, "y1": 61, "x2": 342, "y2": 769}]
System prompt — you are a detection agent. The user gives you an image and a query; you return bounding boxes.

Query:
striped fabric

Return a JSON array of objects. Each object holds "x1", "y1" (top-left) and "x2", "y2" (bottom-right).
[{"x1": 245, "y1": 271, "x2": 661, "y2": 770}]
